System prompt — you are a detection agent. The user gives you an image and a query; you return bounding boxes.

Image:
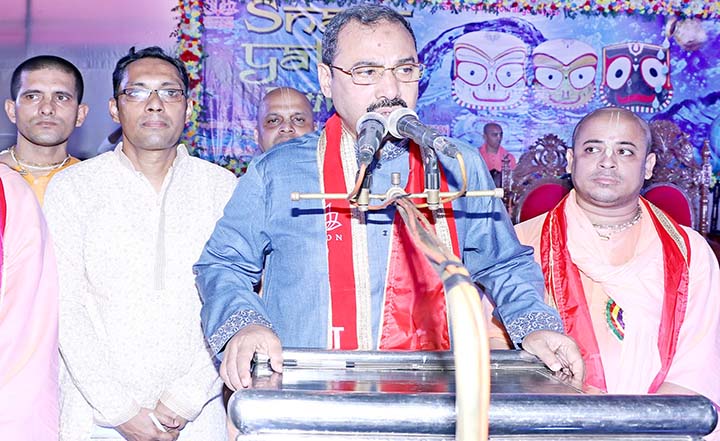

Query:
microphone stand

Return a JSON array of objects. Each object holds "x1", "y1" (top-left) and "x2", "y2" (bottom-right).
[
  {"x1": 292, "y1": 153, "x2": 495, "y2": 440},
  {"x1": 421, "y1": 146, "x2": 441, "y2": 211},
  {"x1": 355, "y1": 166, "x2": 373, "y2": 212},
  {"x1": 291, "y1": 188, "x2": 503, "y2": 202}
]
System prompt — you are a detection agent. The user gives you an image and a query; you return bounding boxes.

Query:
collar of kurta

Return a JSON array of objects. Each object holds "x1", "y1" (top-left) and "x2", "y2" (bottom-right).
[{"x1": 114, "y1": 143, "x2": 189, "y2": 173}]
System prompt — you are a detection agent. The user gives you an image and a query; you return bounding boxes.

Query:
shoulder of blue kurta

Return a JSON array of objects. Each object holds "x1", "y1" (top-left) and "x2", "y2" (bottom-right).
[
  {"x1": 197, "y1": 130, "x2": 326, "y2": 355},
  {"x1": 197, "y1": 131, "x2": 564, "y2": 354}
]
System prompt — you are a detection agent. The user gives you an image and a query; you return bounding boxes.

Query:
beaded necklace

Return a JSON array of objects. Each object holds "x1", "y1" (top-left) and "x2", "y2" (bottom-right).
[
  {"x1": 8, "y1": 145, "x2": 71, "y2": 175},
  {"x1": 591, "y1": 204, "x2": 642, "y2": 240}
]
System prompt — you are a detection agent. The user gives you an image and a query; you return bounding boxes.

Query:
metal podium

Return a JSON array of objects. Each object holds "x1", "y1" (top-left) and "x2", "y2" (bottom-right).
[{"x1": 228, "y1": 349, "x2": 718, "y2": 440}]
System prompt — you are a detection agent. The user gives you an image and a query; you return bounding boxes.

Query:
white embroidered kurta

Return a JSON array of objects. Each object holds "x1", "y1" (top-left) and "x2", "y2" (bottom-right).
[{"x1": 43, "y1": 145, "x2": 237, "y2": 441}]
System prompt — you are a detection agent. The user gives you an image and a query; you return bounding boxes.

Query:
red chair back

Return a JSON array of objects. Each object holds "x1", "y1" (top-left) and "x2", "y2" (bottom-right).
[
  {"x1": 517, "y1": 183, "x2": 571, "y2": 223},
  {"x1": 643, "y1": 185, "x2": 693, "y2": 227}
]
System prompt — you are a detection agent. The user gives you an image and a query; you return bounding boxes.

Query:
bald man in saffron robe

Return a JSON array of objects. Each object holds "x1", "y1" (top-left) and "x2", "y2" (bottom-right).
[{"x1": 489, "y1": 108, "x2": 720, "y2": 438}]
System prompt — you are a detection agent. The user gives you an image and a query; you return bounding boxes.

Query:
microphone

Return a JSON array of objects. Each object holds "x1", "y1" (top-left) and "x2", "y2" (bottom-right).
[
  {"x1": 387, "y1": 108, "x2": 458, "y2": 158},
  {"x1": 355, "y1": 112, "x2": 388, "y2": 166}
]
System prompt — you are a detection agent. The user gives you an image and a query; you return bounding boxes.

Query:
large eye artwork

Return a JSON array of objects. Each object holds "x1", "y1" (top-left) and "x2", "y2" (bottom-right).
[
  {"x1": 600, "y1": 42, "x2": 672, "y2": 113},
  {"x1": 531, "y1": 39, "x2": 598, "y2": 109},
  {"x1": 452, "y1": 31, "x2": 528, "y2": 110}
]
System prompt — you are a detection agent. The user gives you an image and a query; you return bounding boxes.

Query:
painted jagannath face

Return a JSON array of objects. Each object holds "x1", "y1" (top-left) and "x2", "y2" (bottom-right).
[
  {"x1": 531, "y1": 39, "x2": 598, "y2": 109},
  {"x1": 600, "y1": 42, "x2": 672, "y2": 113},
  {"x1": 451, "y1": 31, "x2": 528, "y2": 110}
]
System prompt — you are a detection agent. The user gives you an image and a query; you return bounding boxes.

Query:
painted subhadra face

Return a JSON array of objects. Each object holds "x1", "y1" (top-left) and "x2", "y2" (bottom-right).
[{"x1": 532, "y1": 39, "x2": 597, "y2": 109}]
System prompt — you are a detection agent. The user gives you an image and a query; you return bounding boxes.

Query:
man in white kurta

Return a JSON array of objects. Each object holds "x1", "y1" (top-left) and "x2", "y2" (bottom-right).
[{"x1": 44, "y1": 47, "x2": 237, "y2": 441}]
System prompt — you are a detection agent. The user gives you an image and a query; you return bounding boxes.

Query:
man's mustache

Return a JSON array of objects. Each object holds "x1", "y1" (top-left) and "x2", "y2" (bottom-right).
[
  {"x1": 590, "y1": 172, "x2": 621, "y2": 181},
  {"x1": 366, "y1": 98, "x2": 407, "y2": 113}
]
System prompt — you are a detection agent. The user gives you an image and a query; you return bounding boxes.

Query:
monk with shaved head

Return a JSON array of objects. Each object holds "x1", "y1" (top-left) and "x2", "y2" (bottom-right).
[
  {"x1": 256, "y1": 87, "x2": 315, "y2": 151},
  {"x1": 490, "y1": 108, "x2": 720, "y2": 432}
]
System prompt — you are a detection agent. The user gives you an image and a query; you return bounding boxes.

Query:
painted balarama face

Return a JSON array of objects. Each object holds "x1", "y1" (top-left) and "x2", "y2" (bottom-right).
[
  {"x1": 452, "y1": 31, "x2": 528, "y2": 110},
  {"x1": 600, "y1": 42, "x2": 672, "y2": 113},
  {"x1": 532, "y1": 39, "x2": 597, "y2": 109}
]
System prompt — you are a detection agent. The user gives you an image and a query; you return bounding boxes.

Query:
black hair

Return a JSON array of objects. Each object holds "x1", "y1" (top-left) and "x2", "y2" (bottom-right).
[
  {"x1": 11, "y1": 55, "x2": 84, "y2": 102},
  {"x1": 112, "y1": 46, "x2": 189, "y2": 97},
  {"x1": 321, "y1": 4, "x2": 416, "y2": 65}
]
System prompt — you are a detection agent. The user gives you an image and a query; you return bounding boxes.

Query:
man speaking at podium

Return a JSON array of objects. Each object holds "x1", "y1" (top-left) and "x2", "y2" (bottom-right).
[{"x1": 194, "y1": 4, "x2": 583, "y2": 391}]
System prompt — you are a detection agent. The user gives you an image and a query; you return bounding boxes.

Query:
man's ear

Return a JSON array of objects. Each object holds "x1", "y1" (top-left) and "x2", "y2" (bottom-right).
[
  {"x1": 318, "y1": 63, "x2": 332, "y2": 99},
  {"x1": 565, "y1": 149, "x2": 574, "y2": 174},
  {"x1": 4, "y1": 99, "x2": 16, "y2": 124},
  {"x1": 75, "y1": 103, "x2": 89, "y2": 127},
  {"x1": 644, "y1": 152, "x2": 656, "y2": 180},
  {"x1": 108, "y1": 98, "x2": 120, "y2": 123}
]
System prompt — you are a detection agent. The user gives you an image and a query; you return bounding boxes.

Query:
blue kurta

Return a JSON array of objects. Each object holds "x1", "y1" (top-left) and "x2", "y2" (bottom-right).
[{"x1": 195, "y1": 129, "x2": 563, "y2": 354}]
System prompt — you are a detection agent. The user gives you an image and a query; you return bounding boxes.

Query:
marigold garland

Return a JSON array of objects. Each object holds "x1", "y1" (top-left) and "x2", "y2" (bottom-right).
[
  {"x1": 429, "y1": 0, "x2": 719, "y2": 18},
  {"x1": 176, "y1": 0, "x2": 204, "y2": 156}
]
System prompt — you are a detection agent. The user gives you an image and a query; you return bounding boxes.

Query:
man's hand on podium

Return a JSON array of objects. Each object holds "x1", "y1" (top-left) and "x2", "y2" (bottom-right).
[
  {"x1": 521, "y1": 330, "x2": 585, "y2": 387},
  {"x1": 221, "y1": 324, "x2": 283, "y2": 391}
]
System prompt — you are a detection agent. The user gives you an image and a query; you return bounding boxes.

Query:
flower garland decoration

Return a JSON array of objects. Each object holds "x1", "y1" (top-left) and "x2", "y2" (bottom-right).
[
  {"x1": 428, "y1": 0, "x2": 719, "y2": 18},
  {"x1": 212, "y1": 155, "x2": 251, "y2": 176},
  {"x1": 175, "y1": 0, "x2": 717, "y2": 174},
  {"x1": 177, "y1": 0, "x2": 715, "y2": 22},
  {"x1": 176, "y1": 0, "x2": 204, "y2": 156}
]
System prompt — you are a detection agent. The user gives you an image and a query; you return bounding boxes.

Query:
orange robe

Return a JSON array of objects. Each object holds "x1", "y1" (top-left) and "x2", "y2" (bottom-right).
[
  {"x1": 18, "y1": 157, "x2": 81, "y2": 205},
  {"x1": 478, "y1": 143, "x2": 516, "y2": 172},
  {"x1": 502, "y1": 191, "x2": 720, "y2": 407}
]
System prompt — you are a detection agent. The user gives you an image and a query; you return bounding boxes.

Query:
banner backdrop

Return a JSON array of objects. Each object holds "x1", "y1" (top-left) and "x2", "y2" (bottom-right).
[{"x1": 196, "y1": 0, "x2": 720, "y2": 174}]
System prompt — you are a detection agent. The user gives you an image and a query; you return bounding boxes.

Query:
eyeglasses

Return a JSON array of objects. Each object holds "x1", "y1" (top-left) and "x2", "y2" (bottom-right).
[
  {"x1": 329, "y1": 63, "x2": 424, "y2": 85},
  {"x1": 118, "y1": 88, "x2": 186, "y2": 103}
]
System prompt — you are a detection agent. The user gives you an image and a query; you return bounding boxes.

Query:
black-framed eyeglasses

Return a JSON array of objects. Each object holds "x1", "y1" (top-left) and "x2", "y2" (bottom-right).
[
  {"x1": 329, "y1": 63, "x2": 424, "y2": 85},
  {"x1": 117, "y1": 88, "x2": 186, "y2": 103}
]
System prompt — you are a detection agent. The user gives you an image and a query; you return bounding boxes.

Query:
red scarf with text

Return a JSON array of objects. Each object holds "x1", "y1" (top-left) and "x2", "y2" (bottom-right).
[
  {"x1": 540, "y1": 195, "x2": 690, "y2": 392},
  {"x1": 323, "y1": 114, "x2": 460, "y2": 350}
]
